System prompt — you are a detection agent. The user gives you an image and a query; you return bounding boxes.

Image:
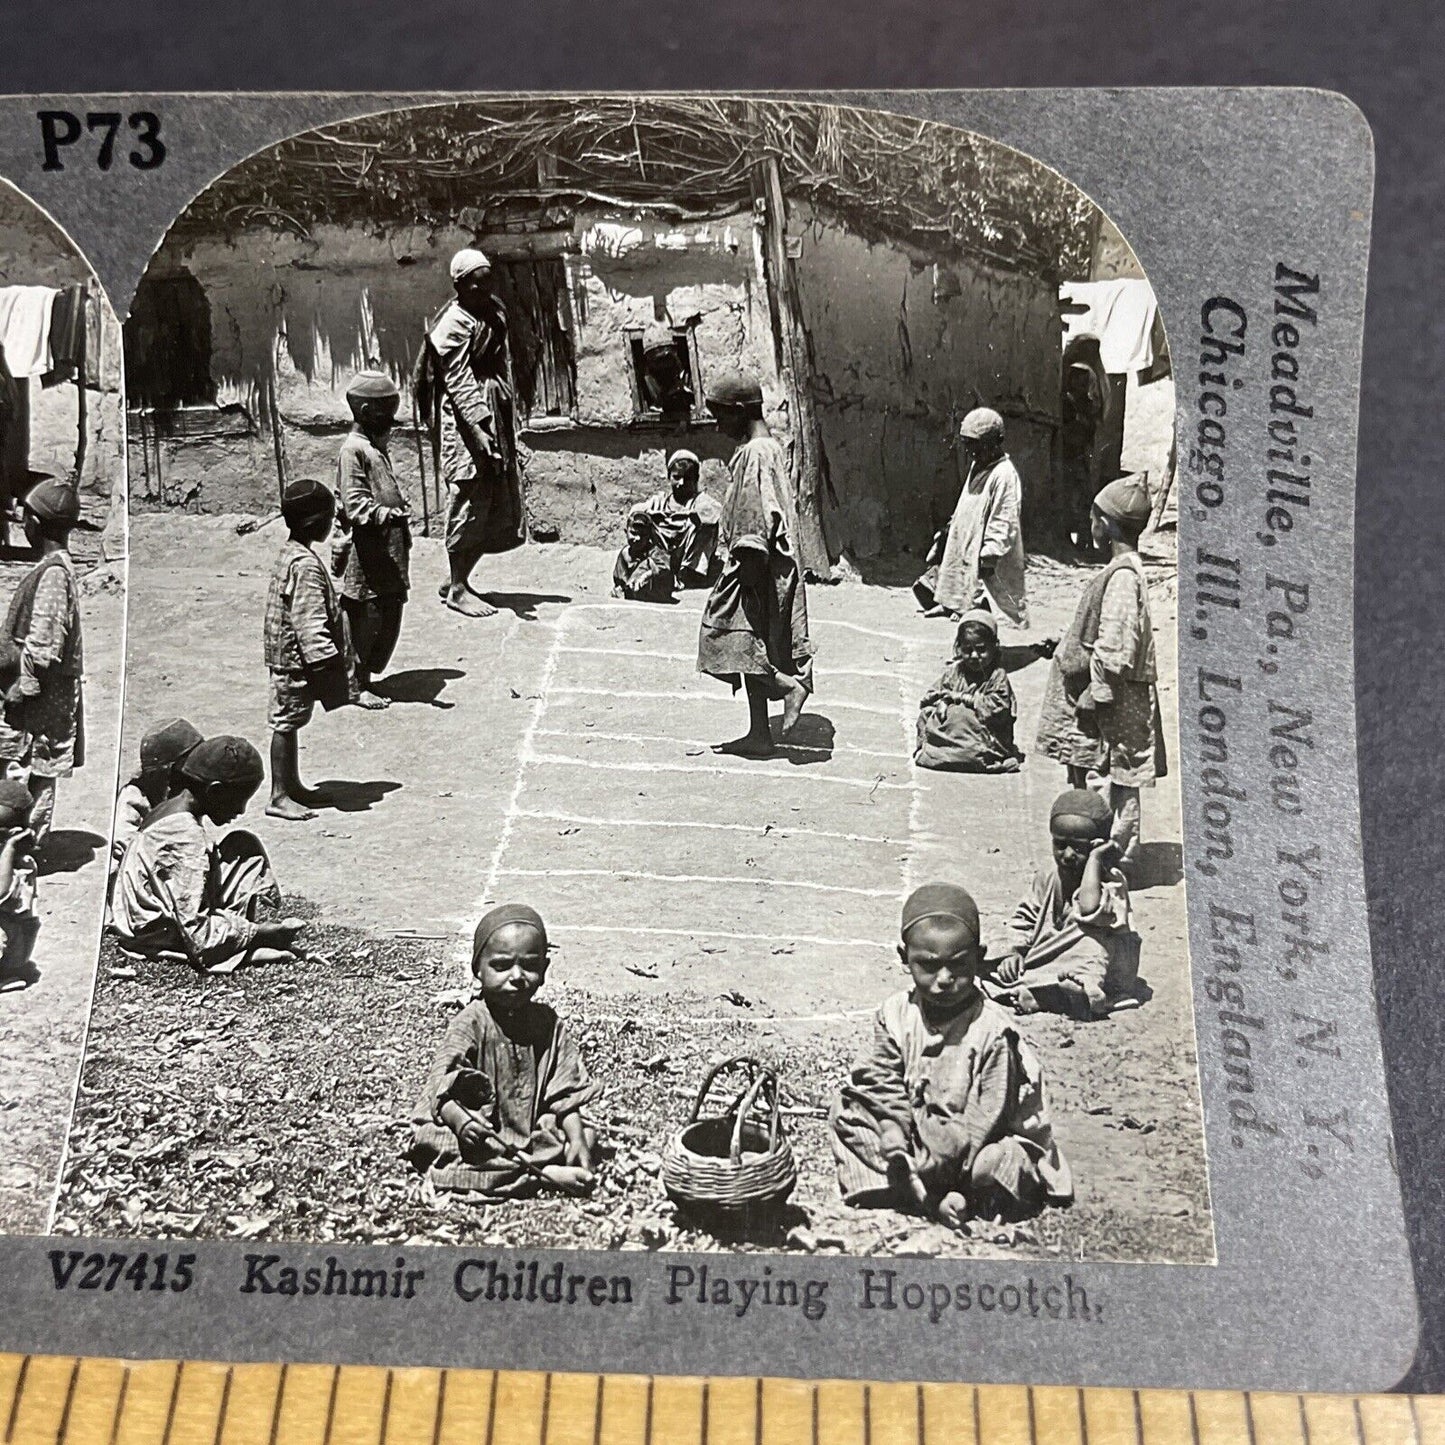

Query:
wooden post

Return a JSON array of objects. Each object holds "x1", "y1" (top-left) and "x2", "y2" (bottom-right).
[{"x1": 756, "y1": 152, "x2": 832, "y2": 577}]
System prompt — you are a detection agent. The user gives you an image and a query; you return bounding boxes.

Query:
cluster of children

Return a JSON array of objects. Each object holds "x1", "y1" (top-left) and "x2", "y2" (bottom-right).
[
  {"x1": 611, "y1": 448, "x2": 723, "y2": 603},
  {"x1": 913, "y1": 471, "x2": 1165, "y2": 875},
  {"x1": 404, "y1": 867, "x2": 1111, "y2": 1231}
]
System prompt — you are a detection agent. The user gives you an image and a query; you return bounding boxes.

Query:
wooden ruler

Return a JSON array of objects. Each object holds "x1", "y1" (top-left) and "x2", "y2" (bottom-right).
[{"x1": 1, "y1": 1357, "x2": 1441, "y2": 1445}]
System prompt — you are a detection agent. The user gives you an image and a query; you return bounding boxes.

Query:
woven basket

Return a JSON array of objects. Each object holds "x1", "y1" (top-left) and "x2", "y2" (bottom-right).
[{"x1": 661, "y1": 1056, "x2": 796, "y2": 1210}]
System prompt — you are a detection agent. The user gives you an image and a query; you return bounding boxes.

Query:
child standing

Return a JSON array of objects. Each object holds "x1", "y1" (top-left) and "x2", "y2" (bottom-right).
[
  {"x1": 987, "y1": 789, "x2": 1139, "y2": 1019},
  {"x1": 1035, "y1": 475, "x2": 1166, "y2": 865},
  {"x1": 111, "y1": 717, "x2": 203, "y2": 870},
  {"x1": 612, "y1": 506, "x2": 676, "y2": 603},
  {"x1": 409, "y1": 903, "x2": 599, "y2": 1197},
  {"x1": 110, "y1": 735, "x2": 307, "y2": 973},
  {"x1": 264, "y1": 479, "x2": 355, "y2": 822},
  {"x1": 0, "y1": 779, "x2": 39, "y2": 990},
  {"x1": 913, "y1": 610, "x2": 1022, "y2": 773},
  {"x1": 831, "y1": 883, "x2": 1072, "y2": 1228}
]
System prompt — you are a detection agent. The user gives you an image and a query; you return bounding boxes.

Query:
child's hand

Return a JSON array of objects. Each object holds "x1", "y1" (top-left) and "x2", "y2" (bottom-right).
[
  {"x1": 1089, "y1": 837, "x2": 1120, "y2": 867},
  {"x1": 996, "y1": 951, "x2": 1026, "y2": 985},
  {"x1": 457, "y1": 1119, "x2": 490, "y2": 1155},
  {"x1": 565, "y1": 1136, "x2": 593, "y2": 1171}
]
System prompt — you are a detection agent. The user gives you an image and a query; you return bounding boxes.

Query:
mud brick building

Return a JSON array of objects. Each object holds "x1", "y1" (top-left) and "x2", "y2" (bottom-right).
[{"x1": 124, "y1": 100, "x2": 1168, "y2": 571}]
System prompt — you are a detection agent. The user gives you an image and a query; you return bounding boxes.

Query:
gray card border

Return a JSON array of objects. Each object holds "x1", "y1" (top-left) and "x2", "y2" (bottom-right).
[{"x1": 0, "y1": 88, "x2": 1416, "y2": 1391}]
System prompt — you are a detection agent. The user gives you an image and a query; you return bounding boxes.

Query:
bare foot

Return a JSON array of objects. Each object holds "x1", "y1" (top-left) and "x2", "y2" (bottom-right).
[
  {"x1": 541, "y1": 1164, "x2": 595, "y2": 1195},
  {"x1": 938, "y1": 1191, "x2": 971, "y2": 1231},
  {"x1": 712, "y1": 734, "x2": 776, "y2": 760},
  {"x1": 922, "y1": 604, "x2": 952, "y2": 618},
  {"x1": 779, "y1": 678, "x2": 807, "y2": 735},
  {"x1": 444, "y1": 587, "x2": 497, "y2": 618},
  {"x1": 266, "y1": 797, "x2": 316, "y2": 822},
  {"x1": 354, "y1": 690, "x2": 391, "y2": 710}
]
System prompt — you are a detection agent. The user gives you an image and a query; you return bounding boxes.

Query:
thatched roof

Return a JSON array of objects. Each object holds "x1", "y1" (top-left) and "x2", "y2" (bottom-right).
[{"x1": 172, "y1": 98, "x2": 1097, "y2": 280}]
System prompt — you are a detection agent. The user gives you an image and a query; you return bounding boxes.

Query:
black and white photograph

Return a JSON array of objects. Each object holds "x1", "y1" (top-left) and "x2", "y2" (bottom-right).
[
  {"x1": 0, "y1": 180, "x2": 126, "y2": 1232},
  {"x1": 54, "y1": 98, "x2": 1203, "y2": 1265}
]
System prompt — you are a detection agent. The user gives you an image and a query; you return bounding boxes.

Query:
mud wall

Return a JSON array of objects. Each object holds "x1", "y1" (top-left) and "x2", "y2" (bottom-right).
[
  {"x1": 0, "y1": 184, "x2": 124, "y2": 508},
  {"x1": 127, "y1": 214, "x2": 779, "y2": 539},
  {"x1": 792, "y1": 207, "x2": 1061, "y2": 558}
]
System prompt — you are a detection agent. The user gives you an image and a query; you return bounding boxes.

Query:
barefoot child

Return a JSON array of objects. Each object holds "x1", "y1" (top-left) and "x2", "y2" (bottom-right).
[
  {"x1": 986, "y1": 789, "x2": 1139, "y2": 1019},
  {"x1": 641, "y1": 449, "x2": 722, "y2": 585},
  {"x1": 0, "y1": 780, "x2": 39, "y2": 989},
  {"x1": 408, "y1": 903, "x2": 599, "y2": 1197},
  {"x1": 697, "y1": 371, "x2": 814, "y2": 759},
  {"x1": 110, "y1": 735, "x2": 307, "y2": 973},
  {"x1": 1035, "y1": 475, "x2": 1166, "y2": 864},
  {"x1": 914, "y1": 610, "x2": 1022, "y2": 773},
  {"x1": 264, "y1": 479, "x2": 355, "y2": 821},
  {"x1": 111, "y1": 717, "x2": 204, "y2": 870},
  {"x1": 831, "y1": 883, "x2": 1071, "y2": 1228},
  {"x1": 612, "y1": 506, "x2": 675, "y2": 603}
]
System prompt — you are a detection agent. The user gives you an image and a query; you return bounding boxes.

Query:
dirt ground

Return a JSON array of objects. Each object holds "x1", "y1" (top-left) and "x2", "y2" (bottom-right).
[
  {"x1": 56, "y1": 515, "x2": 1210, "y2": 1263},
  {"x1": 0, "y1": 556, "x2": 124, "y2": 1233}
]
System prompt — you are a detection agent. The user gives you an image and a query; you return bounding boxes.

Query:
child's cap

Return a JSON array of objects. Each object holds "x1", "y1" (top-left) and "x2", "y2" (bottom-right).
[
  {"x1": 139, "y1": 717, "x2": 204, "y2": 776},
  {"x1": 345, "y1": 371, "x2": 400, "y2": 403},
  {"x1": 1093, "y1": 475, "x2": 1152, "y2": 530},
  {"x1": 472, "y1": 902, "x2": 547, "y2": 967},
  {"x1": 956, "y1": 609, "x2": 997, "y2": 636},
  {"x1": 280, "y1": 479, "x2": 336, "y2": 529},
  {"x1": 1050, "y1": 787, "x2": 1113, "y2": 838},
  {"x1": 180, "y1": 735, "x2": 264, "y2": 789},
  {"x1": 0, "y1": 778, "x2": 31, "y2": 830},
  {"x1": 901, "y1": 882, "x2": 980, "y2": 946},
  {"x1": 668, "y1": 448, "x2": 701, "y2": 472}
]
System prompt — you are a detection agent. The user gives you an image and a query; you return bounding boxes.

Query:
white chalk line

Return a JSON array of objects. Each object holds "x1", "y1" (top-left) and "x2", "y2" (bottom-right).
[
  {"x1": 573, "y1": 1007, "x2": 874, "y2": 1027},
  {"x1": 556, "y1": 645, "x2": 899, "y2": 682},
  {"x1": 547, "y1": 684, "x2": 900, "y2": 718},
  {"x1": 534, "y1": 725, "x2": 902, "y2": 764},
  {"x1": 497, "y1": 866, "x2": 895, "y2": 898},
  {"x1": 514, "y1": 808, "x2": 905, "y2": 849},
  {"x1": 527, "y1": 751, "x2": 911, "y2": 792},
  {"x1": 551, "y1": 923, "x2": 882, "y2": 948}
]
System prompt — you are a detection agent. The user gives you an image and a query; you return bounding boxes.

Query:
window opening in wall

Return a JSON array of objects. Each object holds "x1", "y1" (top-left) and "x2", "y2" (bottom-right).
[
  {"x1": 625, "y1": 317, "x2": 708, "y2": 426},
  {"x1": 124, "y1": 272, "x2": 216, "y2": 411}
]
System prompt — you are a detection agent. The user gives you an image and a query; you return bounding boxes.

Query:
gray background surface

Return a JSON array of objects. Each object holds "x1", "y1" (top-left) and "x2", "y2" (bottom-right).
[{"x1": 0, "y1": 2, "x2": 1440, "y2": 1391}]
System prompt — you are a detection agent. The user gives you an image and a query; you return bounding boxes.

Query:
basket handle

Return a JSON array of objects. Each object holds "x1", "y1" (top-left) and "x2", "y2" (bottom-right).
[
  {"x1": 687, "y1": 1055, "x2": 758, "y2": 1125},
  {"x1": 727, "y1": 1065, "x2": 784, "y2": 1163}
]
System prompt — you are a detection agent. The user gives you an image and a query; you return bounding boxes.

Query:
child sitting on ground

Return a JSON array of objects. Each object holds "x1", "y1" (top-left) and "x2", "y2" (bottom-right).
[
  {"x1": 0, "y1": 779, "x2": 39, "y2": 989},
  {"x1": 408, "y1": 903, "x2": 599, "y2": 1198},
  {"x1": 110, "y1": 735, "x2": 307, "y2": 973},
  {"x1": 612, "y1": 506, "x2": 676, "y2": 603},
  {"x1": 264, "y1": 479, "x2": 356, "y2": 822},
  {"x1": 831, "y1": 883, "x2": 1072, "y2": 1229},
  {"x1": 111, "y1": 717, "x2": 204, "y2": 871},
  {"x1": 985, "y1": 788, "x2": 1139, "y2": 1020},
  {"x1": 913, "y1": 610, "x2": 1022, "y2": 773}
]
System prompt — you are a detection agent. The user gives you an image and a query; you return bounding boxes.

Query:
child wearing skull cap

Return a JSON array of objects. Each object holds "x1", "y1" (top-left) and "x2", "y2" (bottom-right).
[
  {"x1": 408, "y1": 903, "x2": 599, "y2": 1197},
  {"x1": 1036, "y1": 474, "x2": 1166, "y2": 864},
  {"x1": 335, "y1": 371, "x2": 410, "y2": 708},
  {"x1": 110, "y1": 717, "x2": 203, "y2": 871},
  {"x1": 263, "y1": 479, "x2": 355, "y2": 822},
  {"x1": 110, "y1": 735, "x2": 307, "y2": 973},
  {"x1": 830, "y1": 882, "x2": 1072, "y2": 1228}
]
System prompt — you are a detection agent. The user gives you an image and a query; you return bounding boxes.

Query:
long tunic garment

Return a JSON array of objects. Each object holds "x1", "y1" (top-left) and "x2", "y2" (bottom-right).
[
  {"x1": 1035, "y1": 553, "x2": 1166, "y2": 786},
  {"x1": 697, "y1": 436, "x2": 815, "y2": 698},
  {"x1": 336, "y1": 426, "x2": 411, "y2": 602},
  {"x1": 985, "y1": 864, "x2": 1138, "y2": 1018},
  {"x1": 914, "y1": 662, "x2": 1022, "y2": 773},
  {"x1": 408, "y1": 999, "x2": 600, "y2": 1196},
  {"x1": 422, "y1": 299, "x2": 524, "y2": 556},
  {"x1": 6, "y1": 551, "x2": 84, "y2": 777},
  {"x1": 110, "y1": 803, "x2": 282, "y2": 973},
  {"x1": 641, "y1": 486, "x2": 723, "y2": 581},
  {"x1": 831, "y1": 990, "x2": 1071, "y2": 1212},
  {"x1": 931, "y1": 455, "x2": 1027, "y2": 624}
]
